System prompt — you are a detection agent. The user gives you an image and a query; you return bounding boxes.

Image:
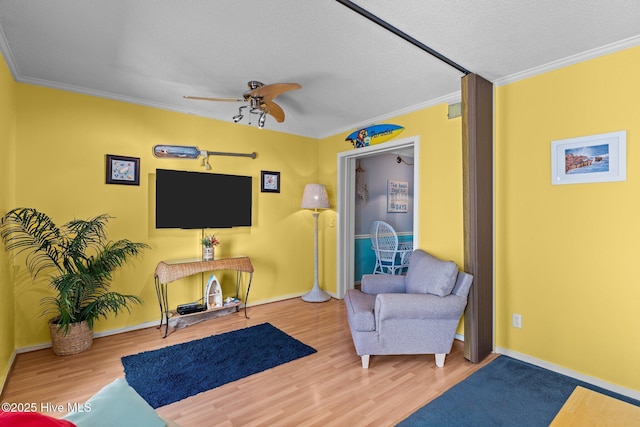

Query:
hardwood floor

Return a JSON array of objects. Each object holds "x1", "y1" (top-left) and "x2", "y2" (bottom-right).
[{"x1": 1, "y1": 298, "x2": 497, "y2": 426}]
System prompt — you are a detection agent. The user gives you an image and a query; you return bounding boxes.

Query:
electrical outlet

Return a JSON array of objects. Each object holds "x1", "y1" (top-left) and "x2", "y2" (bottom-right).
[{"x1": 512, "y1": 313, "x2": 522, "y2": 329}]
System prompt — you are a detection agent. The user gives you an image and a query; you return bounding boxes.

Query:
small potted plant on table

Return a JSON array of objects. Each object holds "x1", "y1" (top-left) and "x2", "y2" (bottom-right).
[
  {"x1": 0, "y1": 207, "x2": 149, "y2": 355},
  {"x1": 201, "y1": 234, "x2": 219, "y2": 261}
]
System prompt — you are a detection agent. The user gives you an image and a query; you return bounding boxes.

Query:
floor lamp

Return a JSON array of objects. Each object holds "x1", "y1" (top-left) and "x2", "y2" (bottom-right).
[{"x1": 301, "y1": 183, "x2": 332, "y2": 302}]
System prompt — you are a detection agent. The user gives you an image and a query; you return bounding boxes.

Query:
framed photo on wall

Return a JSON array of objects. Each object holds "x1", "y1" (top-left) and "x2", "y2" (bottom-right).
[
  {"x1": 551, "y1": 131, "x2": 626, "y2": 185},
  {"x1": 105, "y1": 154, "x2": 140, "y2": 185},
  {"x1": 261, "y1": 170, "x2": 280, "y2": 193}
]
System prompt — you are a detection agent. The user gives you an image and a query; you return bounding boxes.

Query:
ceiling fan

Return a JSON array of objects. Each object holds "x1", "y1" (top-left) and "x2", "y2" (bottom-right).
[{"x1": 184, "y1": 80, "x2": 301, "y2": 128}]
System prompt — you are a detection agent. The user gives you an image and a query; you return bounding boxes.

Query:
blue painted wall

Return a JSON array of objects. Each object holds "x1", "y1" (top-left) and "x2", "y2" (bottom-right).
[{"x1": 354, "y1": 233, "x2": 413, "y2": 281}]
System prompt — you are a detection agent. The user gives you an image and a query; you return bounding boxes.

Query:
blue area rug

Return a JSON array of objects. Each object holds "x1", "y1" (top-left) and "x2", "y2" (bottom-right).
[
  {"x1": 398, "y1": 356, "x2": 640, "y2": 427},
  {"x1": 121, "y1": 323, "x2": 317, "y2": 408}
]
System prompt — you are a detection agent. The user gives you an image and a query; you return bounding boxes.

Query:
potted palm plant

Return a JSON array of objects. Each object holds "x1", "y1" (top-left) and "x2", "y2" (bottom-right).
[{"x1": 0, "y1": 207, "x2": 149, "y2": 355}]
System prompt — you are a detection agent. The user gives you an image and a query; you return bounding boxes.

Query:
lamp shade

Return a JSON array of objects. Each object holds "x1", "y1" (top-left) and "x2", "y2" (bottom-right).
[{"x1": 301, "y1": 184, "x2": 330, "y2": 210}]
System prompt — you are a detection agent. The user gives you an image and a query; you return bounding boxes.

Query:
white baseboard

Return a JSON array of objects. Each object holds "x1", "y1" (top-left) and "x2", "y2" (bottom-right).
[
  {"x1": 14, "y1": 295, "x2": 313, "y2": 354},
  {"x1": 15, "y1": 320, "x2": 161, "y2": 354},
  {"x1": 495, "y1": 347, "x2": 640, "y2": 402},
  {"x1": 0, "y1": 350, "x2": 16, "y2": 396}
]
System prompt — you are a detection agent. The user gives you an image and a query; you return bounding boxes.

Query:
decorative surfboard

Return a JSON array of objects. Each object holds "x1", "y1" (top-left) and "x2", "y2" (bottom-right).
[
  {"x1": 153, "y1": 145, "x2": 202, "y2": 159},
  {"x1": 345, "y1": 124, "x2": 404, "y2": 148},
  {"x1": 152, "y1": 145, "x2": 256, "y2": 160}
]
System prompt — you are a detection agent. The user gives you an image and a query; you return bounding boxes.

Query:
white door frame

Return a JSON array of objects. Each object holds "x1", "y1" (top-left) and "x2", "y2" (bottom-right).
[{"x1": 336, "y1": 136, "x2": 420, "y2": 298}]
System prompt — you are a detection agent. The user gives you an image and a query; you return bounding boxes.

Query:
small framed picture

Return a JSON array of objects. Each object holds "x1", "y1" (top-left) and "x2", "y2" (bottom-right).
[
  {"x1": 105, "y1": 154, "x2": 140, "y2": 185},
  {"x1": 551, "y1": 131, "x2": 626, "y2": 185},
  {"x1": 387, "y1": 180, "x2": 409, "y2": 212},
  {"x1": 261, "y1": 171, "x2": 280, "y2": 193}
]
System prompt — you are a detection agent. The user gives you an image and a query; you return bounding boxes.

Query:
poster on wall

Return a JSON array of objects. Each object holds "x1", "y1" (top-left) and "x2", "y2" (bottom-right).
[{"x1": 387, "y1": 180, "x2": 409, "y2": 212}]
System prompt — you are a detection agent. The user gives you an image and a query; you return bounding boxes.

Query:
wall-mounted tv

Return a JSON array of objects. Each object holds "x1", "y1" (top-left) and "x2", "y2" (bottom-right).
[{"x1": 155, "y1": 169, "x2": 252, "y2": 229}]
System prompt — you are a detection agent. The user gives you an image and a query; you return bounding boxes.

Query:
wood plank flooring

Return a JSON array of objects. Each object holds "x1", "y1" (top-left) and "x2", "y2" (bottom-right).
[{"x1": 1, "y1": 297, "x2": 497, "y2": 426}]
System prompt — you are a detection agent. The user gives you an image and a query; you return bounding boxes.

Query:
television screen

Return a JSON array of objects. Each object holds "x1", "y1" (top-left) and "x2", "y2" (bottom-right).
[{"x1": 155, "y1": 169, "x2": 252, "y2": 229}]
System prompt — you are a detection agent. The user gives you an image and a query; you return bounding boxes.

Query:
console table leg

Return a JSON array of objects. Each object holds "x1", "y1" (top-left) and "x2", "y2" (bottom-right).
[
  {"x1": 155, "y1": 278, "x2": 170, "y2": 338},
  {"x1": 243, "y1": 272, "x2": 253, "y2": 319},
  {"x1": 154, "y1": 277, "x2": 163, "y2": 330}
]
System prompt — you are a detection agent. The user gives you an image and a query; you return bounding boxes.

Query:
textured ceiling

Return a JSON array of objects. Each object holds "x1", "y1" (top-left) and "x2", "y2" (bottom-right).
[{"x1": 1, "y1": 0, "x2": 639, "y2": 138}]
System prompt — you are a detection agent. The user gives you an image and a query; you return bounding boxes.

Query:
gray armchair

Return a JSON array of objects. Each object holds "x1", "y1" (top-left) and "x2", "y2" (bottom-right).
[{"x1": 344, "y1": 249, "x2": 473, "y2": 368}]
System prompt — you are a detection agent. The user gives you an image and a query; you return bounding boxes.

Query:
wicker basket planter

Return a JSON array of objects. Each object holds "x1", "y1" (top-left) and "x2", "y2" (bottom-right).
[{"x1": 49, "y1": 319, "x2": 93, "y2": 356}]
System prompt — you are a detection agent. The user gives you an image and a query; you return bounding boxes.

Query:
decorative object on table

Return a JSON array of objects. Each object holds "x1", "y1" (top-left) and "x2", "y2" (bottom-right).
[
  {"x1": 121, "y1": 323, "x2": 317, "y2": 408},
  {"x1": 201, "y1": 234, "x2": 219, "y2": 261},
  {"x1": 261, "y1": 170, "x2": 280, "y2": 193},
  {"x1": 204, "y1": 274, "x2": 223, "y2": 308},
  {"x1": 551, "y1": 130, "x2": 626, "y2": 185},
  {"x1": 345, "y1": 124, "x2": 404, "y2": 148},
  {"x1": 0, "y1": 208, "x2": 149, "y2": 355},
  {"x1": 153, "y1": 145, "x2": 257, "y2": 170},
  {"x1": 300, "y1": 184, "x2": 331, "y2": 302},
  {"x1": 105, "y1": 154, "x2": 140, "y2": 185},
  {"x1": 387, "y1": 180, "x2": 409, "y2": 213}
]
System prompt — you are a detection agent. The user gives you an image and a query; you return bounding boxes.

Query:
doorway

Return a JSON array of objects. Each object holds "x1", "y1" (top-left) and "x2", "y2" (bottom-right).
[{"x1": 336, "y1": 136, "x2": 420, "y2": 298}]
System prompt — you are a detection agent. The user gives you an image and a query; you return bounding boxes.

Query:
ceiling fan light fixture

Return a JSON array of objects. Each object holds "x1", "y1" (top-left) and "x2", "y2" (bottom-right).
[
  {"x1": 233, "y1": 106, "x2": 246, "y2": 122},
  {"x1": 184, "y1": 80, "x2": 300, "y2": 129}
]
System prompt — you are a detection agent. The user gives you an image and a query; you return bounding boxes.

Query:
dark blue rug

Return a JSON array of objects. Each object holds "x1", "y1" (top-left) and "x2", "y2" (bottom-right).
[
  {"x1": 121, "y1": 323, "x2": 317, "y2": 408},
  {"x1": 398, "y1": 355, "x2": 640, "y2": 427}
]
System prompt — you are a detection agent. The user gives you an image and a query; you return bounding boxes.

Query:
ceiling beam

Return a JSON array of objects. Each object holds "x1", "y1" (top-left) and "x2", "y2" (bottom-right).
[{"x1": 335, "y1": 0, "x2": 472, "y2": 75}]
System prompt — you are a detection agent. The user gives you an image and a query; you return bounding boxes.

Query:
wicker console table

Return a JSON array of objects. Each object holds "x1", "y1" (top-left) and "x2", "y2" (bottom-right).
[{"x1": 154, "y1": 256, "x2": 254, "y2": 337}]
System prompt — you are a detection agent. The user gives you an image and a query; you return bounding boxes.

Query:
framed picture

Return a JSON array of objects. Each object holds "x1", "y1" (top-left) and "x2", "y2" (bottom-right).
[
  {"x1": 105, "y1": 154, "x2": 140, "y2": 185},
  {"x1": 387, "y1": 180, "x2": 409, "y2": 212},
  {"x1": 551, "y1": 131, "x2": 626, "y2": 185},
  {"x1": 261, "y1": 170, "x2": 280, "y2": 193}
]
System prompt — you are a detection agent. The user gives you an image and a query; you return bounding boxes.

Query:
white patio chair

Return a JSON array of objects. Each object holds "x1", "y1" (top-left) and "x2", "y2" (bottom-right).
[{"x1": 370, "y1": 220, "x2": 413, "y2": 275}]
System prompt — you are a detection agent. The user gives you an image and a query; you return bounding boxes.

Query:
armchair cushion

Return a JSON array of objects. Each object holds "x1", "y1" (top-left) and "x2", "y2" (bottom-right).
[
  {"x1": 360, "y1": 273, "x2": 406, "y2": 295},
  {"x1": 375, "y1": 293, "x2": 468, "y2": 321},
  {"x1": 406, "y1": 250, "x2": 458, "y2": 296},
  {"x1": 345, "y1": 289, "x2": 377, "y2": 331}
]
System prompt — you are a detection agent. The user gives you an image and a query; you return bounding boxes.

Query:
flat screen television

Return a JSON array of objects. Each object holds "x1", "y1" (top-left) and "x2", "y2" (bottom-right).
[{"x1": 155, "y1": 168, "x2": 252, "y2": 229}]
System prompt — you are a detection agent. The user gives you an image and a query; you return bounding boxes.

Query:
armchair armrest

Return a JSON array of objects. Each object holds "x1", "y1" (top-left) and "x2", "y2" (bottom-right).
[
  {"x1": 361, "y1": 274, "x2": 406, "y2": 294},
  {"x1": 375, "y1": 293, "x2": 468, "y2": 321}
]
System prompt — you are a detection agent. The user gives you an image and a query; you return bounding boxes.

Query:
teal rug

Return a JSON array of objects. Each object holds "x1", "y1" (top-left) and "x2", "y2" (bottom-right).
[
  {"x1": 398, "y1": 356, "x2": 640, "y2": 426},
  {"x1": 121, "y1": 323, "x2": 316, "y2": 408}
]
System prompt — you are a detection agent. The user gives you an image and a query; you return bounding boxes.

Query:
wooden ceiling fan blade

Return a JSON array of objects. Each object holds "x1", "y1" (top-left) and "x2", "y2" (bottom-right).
[
  {"x1": 248, "y1": 83, "x2": 301, "y2": 100},
  {"x1": 263, "y1": 100, "x2": 285, "y2": 122},
  {"x1": 183, "y1": 95, "x2": 243, "y2": 102}
]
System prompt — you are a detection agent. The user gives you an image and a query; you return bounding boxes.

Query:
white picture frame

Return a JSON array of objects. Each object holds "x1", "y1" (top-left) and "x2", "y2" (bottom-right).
[
  {"x1": 551, "y1": 131, "x2": 626, "y2": 185},
  {"x1": 387, "y1": 180, "x2": 409, "y2": 212}
]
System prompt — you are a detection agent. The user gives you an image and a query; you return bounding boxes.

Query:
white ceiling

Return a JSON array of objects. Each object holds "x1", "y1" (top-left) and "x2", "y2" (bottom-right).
[{"x1": 1, "y1": 0, "x2": 639, "y2": 139}]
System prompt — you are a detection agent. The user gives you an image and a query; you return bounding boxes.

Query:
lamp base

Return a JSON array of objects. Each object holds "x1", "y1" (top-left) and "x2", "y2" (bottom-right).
[{"x1": 301, "y1": 285, "x2": 332, "y2": 303}]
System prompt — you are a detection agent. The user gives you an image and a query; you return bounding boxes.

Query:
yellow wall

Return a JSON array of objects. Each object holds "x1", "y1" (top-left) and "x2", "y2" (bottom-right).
[
  {"x1": 495, "y1": 46, "x2": 640, "y2": 391},
  {"x1": 0, "y1": 53, "x2": 17, "y2": 390},
  {"x1": 318, "y1": 103, "x2": 466, "y2": 332},
  {"x1": 2, "y1": 44, "x2": 639, "y2": 395},
  {"x1": 10, "y1": 83, "x2": 318, "y2": 347},
  {"x1": 319, "y1": 103, "x2": 465, "y2": 264}
]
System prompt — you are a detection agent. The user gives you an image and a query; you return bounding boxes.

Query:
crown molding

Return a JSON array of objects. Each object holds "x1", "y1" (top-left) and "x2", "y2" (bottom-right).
[
  {"x1": 494, "y1": 35, "x2": 640, "y2": 87},
  {"x1": 319, "y1": 91, "x2": 462, "y2": 139}
]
